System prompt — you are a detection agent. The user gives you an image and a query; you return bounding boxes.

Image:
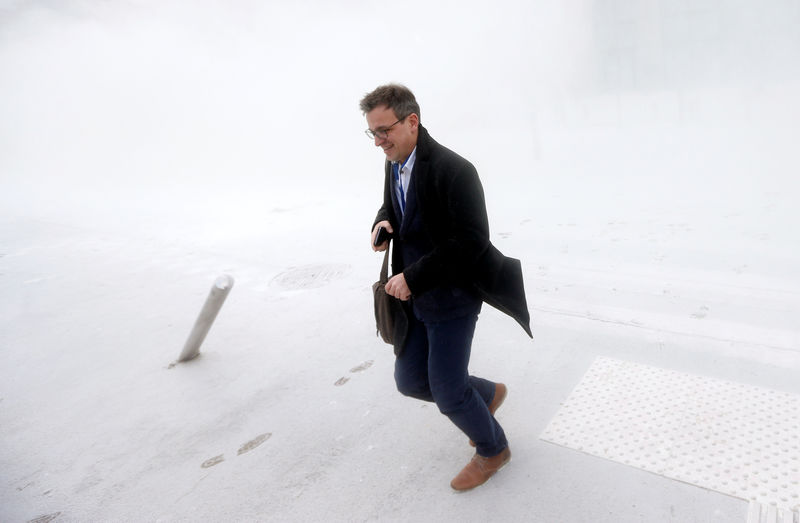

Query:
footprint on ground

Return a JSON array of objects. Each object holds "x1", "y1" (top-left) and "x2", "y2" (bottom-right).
[
  {"x1": 28, "y1": 513, "x2": 61, "y2": 523},
  {"x1": 336, "y1": 360, "x2": 375, "y2": 386},
  {"x1": 238, "y1": 433, "x2": 272, "y2": 456},
  {"x1": 201, "y1": 455, "x2": 225, "y2": 469},
  {"x1": 691, "y1": 306, "x2": 710, "y2": 319},
  {"x1": 350, "y1": 360, "x2": 374, "y2": 373}
]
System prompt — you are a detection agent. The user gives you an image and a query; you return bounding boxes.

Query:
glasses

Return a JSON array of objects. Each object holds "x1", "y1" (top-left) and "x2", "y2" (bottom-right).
[{"x1": 365, "y1": 117, "x2": 405, "y2": 140}]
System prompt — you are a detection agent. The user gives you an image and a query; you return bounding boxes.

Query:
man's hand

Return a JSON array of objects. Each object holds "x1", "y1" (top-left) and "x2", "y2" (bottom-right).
[
  {"x1": 385, "y1": 273, "x2": 411, "y2": 301},
  {"x1": 371, "y1": 221, "x2": 394, "y2": 252}
]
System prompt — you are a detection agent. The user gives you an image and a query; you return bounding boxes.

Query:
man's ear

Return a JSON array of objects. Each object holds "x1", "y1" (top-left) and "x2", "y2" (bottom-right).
[{"x1": 408, "y1": 113, "x2": 419, "y2": 130}]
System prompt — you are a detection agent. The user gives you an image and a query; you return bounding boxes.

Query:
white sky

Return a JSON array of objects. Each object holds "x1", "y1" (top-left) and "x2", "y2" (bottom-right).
[{"x1": 2, "y1": 1, "x2": 795, "y2": 235}]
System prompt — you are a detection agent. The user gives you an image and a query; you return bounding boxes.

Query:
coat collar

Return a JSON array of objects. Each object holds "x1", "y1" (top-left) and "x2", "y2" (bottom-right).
[
  {"x1": 409, "y1": 124, "x2": 432, "y2": 199},
  {"x1": 415, "y1": 124, "x2": 433, "y2": 162}
]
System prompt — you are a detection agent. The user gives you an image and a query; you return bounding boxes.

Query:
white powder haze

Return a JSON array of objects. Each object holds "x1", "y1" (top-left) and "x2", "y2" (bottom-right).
[{"x1": 1, "y1": 1, "x2": 799, "y2": 521}]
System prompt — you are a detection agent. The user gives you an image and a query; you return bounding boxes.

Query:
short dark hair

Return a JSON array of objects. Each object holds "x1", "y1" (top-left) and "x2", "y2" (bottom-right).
[{"x1": 359, "y1": 83, "x2": 421, "y2": 122}]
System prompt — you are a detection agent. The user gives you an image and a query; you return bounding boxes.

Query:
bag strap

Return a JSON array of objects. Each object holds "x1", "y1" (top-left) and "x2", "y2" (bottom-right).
[{"x1": 380, "y1": 241, "x2": 391, "y2": 283}]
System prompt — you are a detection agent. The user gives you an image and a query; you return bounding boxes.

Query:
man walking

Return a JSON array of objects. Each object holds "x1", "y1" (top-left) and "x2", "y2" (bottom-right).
[{"x1": 361, "y1": 84, "x2": 531, "y2": 491}]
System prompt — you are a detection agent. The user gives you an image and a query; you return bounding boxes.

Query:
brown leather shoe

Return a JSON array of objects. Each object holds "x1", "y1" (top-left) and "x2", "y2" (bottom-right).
[
  {"x1": 450, "y1": 447, "x2": 511, "y2": 491},
  {"x1": 469, "y1": 383, "x2": 507, "y2": 447}
]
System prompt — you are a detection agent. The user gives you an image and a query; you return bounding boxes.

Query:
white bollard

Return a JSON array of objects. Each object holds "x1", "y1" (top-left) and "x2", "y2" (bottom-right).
[{"x1": 177, "y1": 274, "x2": 234, "y2": 363}]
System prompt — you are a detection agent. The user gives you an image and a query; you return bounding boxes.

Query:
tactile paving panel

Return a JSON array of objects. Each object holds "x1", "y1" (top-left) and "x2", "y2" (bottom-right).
[
  {"x1": 748, "y1": 501, "x2": 798, "y2": 523},
  {"x1": 541, "y1": 357, "x2": 800, "y2": 514}
]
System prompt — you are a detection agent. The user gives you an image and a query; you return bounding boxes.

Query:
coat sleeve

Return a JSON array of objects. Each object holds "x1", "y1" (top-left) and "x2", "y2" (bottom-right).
[
  {"x1": 402, "y1": 160, "x2": 490, "y2": 295},
  {"x1": 372, "y1": 161, "x2": 394, "y2": 231},
  {"x1": 372, "y1": 203, "x2": 391, "y2": 231}
]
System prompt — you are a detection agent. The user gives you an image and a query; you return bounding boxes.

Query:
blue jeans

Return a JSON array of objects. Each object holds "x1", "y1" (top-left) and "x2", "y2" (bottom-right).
[{"x1": 394, "y1": 312, "x2": 508, "y2": 457}]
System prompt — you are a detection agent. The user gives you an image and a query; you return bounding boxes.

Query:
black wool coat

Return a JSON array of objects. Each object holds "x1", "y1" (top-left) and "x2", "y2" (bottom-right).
[{"x1": 373, "y1": 124, "x2": 532, "y2": 349}]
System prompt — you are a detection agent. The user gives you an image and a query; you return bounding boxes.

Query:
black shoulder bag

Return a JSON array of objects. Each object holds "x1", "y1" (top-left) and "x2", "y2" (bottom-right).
[{"x1": 372, "y1": 244, "x2": 396, "y2": 345}]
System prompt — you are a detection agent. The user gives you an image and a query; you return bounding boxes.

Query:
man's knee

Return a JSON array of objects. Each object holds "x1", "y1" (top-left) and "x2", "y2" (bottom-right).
[
  {"x1": 395, "y1": 372, "x2": 431, "y2": 401},
  {"x1": 432, "y1": 384, "x2": 471, "y2": 415}
]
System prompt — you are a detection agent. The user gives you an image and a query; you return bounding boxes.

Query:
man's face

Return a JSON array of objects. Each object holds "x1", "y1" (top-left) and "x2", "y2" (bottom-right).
[{"x1": 365, "y1": 105, "x2": 419, "y2": 163}]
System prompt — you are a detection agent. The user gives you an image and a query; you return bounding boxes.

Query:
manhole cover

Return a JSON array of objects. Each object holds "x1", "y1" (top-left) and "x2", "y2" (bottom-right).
[{"x1": 271, "y1": 264, "x2": 350, "y2": 290}]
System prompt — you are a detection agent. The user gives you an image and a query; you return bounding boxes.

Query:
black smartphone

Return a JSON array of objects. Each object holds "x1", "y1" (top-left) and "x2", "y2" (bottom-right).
[{"x1": 373, "y1": 226, "x2": 391, "y2": 246}]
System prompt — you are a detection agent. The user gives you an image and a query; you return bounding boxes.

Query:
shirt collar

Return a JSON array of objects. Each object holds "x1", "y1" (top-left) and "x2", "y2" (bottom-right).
[{"x1": 393, "y1": 146, "x2": 417, "y2": 175}]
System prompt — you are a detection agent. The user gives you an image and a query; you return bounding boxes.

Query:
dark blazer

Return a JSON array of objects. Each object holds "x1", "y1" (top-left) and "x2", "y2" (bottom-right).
[{"x1": 373, "y1": 125, "x2": 533, "y2": 348}]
